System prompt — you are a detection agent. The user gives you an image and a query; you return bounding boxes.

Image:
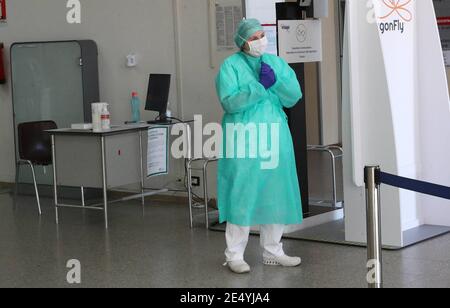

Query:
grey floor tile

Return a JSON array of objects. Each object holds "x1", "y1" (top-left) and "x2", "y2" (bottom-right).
[{"x1": 2, "y1": 193, "x2": 450, "y2": 288}]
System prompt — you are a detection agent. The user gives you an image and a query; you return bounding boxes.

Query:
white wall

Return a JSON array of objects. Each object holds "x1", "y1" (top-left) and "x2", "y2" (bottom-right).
[
  {"x1": 0, "y1": 0, "x2": 239, "y2": 195},
  {"x1": 175, "y1": 0, "x2": 232, "y2": 197},
  {"x1": 0, "y1": 0, "x2": 181, "y2": 186},
  {"x1": 0, "y1": 0, "x2": 342, "y2": 202}
]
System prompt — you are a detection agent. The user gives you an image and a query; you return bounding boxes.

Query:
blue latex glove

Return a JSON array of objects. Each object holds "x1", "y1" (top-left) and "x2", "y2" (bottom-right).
[{"x1": 260, "y1": 62, "x2": 276, "y2": 90}]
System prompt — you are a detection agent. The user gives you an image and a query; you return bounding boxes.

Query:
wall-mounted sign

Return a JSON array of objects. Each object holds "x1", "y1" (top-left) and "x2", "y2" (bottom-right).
[
  {"x1": 263, "y1": 25, "x2": 278, "y2": 56},
  {"x1": 215, "y1": 0, "x2": 243, "y2": 50},
  {"x1": 147, "y1": 127, "x2": 169, "y2": 177},
  {"x1": 245, "y1": 0, "x2": 284, "y2": 55},
  {"x1": 0, "y1": 0, "x2": 6, "y2": 22},
  {"x1": 278, "y1": 19, "x2": 322, "y2": 63},
  {"x1": 245, "y1": 0, "x2": 285, "y2": 24}
]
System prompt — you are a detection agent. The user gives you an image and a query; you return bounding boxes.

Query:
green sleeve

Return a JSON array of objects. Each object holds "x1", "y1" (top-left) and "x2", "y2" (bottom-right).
[
  {"x1": 216, "y1": 61, "x2": 268, "y2": 114},
  {"x1": 269, "y1": 59, "x2": 303, "y2": 109}
]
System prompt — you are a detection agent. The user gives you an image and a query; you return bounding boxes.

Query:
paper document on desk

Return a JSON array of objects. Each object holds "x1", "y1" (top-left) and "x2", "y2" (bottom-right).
[{"x1": 147, "y1": 127, "x2": 169, "y2": 177}]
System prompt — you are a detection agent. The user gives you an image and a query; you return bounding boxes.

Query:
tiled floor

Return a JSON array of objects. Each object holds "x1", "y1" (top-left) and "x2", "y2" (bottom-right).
[{"x1": 1, "y1": 192, "x2": 450, "y2": 288}]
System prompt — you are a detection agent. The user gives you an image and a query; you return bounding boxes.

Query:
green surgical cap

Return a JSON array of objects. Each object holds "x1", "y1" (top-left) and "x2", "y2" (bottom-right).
[{"x1": 234, "y1": 18, "x2": 264, "y2": 48}]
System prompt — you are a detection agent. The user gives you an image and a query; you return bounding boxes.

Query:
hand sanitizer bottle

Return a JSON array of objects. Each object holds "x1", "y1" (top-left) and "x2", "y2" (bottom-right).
[
  {"x1": 131, "y1": 92, "x2": 141, "y2": 123},
  {"x1": 101, "y1": 105, "x2": 111, "y2": 130}
]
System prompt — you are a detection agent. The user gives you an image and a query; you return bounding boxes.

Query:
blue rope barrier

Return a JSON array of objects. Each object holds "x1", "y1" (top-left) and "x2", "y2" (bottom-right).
[{"x1": 377, "y1": 171, "x2": 450, "y2": 200}]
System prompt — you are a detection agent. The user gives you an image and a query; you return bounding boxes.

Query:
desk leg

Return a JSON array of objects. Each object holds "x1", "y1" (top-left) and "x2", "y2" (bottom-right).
[
  {"x1": 187, "y1": 159, "x2": 194, "y2": 229},
  {"x1": 203, "y1": 162, "x2": 210, "y2": 229},
  {"x1": 101, "y1": 136, "x2": 109, "y2": 229},
  {"x1": 51, "y1": 135, "x2": 59, "y2": 225},
  {"x1": 81, "y1": 186, "x2": 85, "y2": 207},
  {"x1": 139, "y1": 131, "x2": 145, "y2": 210}
]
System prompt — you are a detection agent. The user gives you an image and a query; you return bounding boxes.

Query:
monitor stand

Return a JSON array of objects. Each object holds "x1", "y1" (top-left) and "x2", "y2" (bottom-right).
[{"x1": 147, "y1": 113, "x2": 173, "y2": 125}]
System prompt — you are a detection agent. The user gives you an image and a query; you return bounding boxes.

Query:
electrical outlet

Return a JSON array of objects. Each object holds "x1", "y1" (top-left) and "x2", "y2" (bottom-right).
[{"x1": 191, "y1": 176, "x2": 201, "y2": 187}]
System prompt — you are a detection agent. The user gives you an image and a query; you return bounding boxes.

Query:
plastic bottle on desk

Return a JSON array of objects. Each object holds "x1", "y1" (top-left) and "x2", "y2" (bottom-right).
[
  {"x1": 131, "y1": 92, "x2": 141, "y2": 123},
  {"x1": 101, "y1": 105, "x2": 111, "y2": 130}
]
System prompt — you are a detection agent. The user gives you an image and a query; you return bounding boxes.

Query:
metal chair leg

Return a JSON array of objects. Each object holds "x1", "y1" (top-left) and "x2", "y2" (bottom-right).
[
  {"x1": 13, "y1": 162, "x2": 21, "y2": 208},
  {"x1": 25, "y1": 161, "x2": 42, "y2": 215},
  {"x1": 81, "y1": 186, "x2": 85, "y2": 207},
  {"x1": 307, "y1": 145, "x2": 344, "y2": 209},
  {"x1": 325, "y1": 149, "x2": 338, "y2": 208}
]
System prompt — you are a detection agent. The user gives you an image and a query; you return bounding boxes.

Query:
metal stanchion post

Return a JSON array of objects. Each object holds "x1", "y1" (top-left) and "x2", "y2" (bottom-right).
[{"x1": 364, "y1": 166, "x2": 383, "y2": 289}]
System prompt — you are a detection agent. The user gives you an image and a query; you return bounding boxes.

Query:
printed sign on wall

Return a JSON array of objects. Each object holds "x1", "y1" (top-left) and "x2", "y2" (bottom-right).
[
  {"x1": 245, "y1": 0, "x2": 283, "y2": 55},
  {"x1": 147, "y1": 127, "x2": 169, "y2": 177},
  {"x1": 433, "y1": 0, "x2": 450, "y2": 66},
  {"x1": 278, "y1": 19, "x2": 323, "y2": 63},
  {"x1": 0, "y1": 0, "x2": 6, "y2": 22},
  {"x1": 215, "y1": 0, "x2": 243, "y2": 50}
]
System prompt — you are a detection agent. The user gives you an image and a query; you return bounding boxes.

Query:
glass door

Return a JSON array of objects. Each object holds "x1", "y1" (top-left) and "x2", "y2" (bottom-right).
[{"x1": 11, "y1": 41, "x2": 85, "y2": 185}]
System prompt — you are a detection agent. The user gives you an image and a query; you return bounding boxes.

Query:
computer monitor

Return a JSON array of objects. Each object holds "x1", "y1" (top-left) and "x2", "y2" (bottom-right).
[{"x1": 145, "y1": 74, "x2": 171, "y2": 118}]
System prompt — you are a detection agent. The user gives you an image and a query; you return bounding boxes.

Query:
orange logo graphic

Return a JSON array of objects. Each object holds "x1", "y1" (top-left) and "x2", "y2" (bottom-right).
[{"x1": 380, "y1": 0, "x2": 412, "y2": 22}]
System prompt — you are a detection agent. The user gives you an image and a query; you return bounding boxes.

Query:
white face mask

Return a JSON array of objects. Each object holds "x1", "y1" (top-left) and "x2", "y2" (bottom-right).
[{"x1": 246, "y1": 36, "x2": 268, "y2": 57}]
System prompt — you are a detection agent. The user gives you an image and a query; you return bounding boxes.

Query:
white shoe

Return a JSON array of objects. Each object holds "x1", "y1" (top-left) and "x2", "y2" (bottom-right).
[
  {"x1": 263, "y1": 255, "x2": 302, "y2": 267},
  {"x1": 224, "y1": 260, "x2": 251, "y2": 274}
]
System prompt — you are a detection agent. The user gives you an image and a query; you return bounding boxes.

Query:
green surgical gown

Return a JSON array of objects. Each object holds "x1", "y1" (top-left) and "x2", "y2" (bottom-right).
[{"x1": 215, "y1": 51, "x2": 303, "y2": 227}]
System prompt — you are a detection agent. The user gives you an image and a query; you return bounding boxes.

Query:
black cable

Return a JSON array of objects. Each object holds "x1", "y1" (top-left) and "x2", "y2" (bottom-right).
[{"x1": 153, "y1": 115, "x2": 184, "y2": 124}]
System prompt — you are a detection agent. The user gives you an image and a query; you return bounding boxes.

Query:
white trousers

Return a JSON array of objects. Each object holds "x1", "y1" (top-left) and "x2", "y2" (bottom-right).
[{"x1": 225, "y1": 223, "x2": 285, "y2": 262}]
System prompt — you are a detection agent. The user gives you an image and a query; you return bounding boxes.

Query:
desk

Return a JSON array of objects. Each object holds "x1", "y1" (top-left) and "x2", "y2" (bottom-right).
[{"x1": 47, "y1": 124, "x2": 168, "y2": 229}]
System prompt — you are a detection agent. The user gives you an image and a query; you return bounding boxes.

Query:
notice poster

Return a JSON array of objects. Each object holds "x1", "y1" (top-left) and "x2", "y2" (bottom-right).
[
  {"x1": 0, "y1": 0, "x2": 6, "y2": 22},
  {"x1": 215, "y1": 0, "x2": 243, "y2": 50},
  {"x1": 263, "y1": 25, "x2": 278, "y2": 56},
  {"x1": 444, "y1": 49, "x2": 450, "y2": 67},
  {"x1": 278, "y1": 20, "x2": 323, "y2": 63},
  {"x1": 434, "y1": 0, "x2": 450, "y2": 66},
  {"x1": 147, "y1": 127, "x2": 169, "y2": 177},
  {"x1": 245, "y1": 0, "x2": 284, "y2": 56}
]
